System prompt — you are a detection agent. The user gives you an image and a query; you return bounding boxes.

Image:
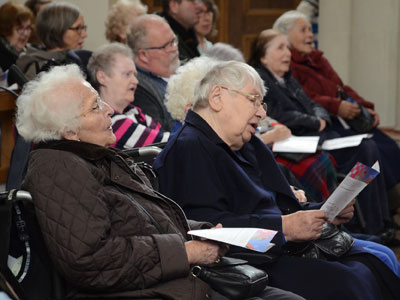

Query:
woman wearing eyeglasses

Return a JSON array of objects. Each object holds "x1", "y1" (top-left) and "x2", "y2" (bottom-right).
[
  {"x1": 16, "y1": 1, "x2": 87, "y2": 80},
  {"x1": 0, "y1": 2, "x2": 33, "y2": 75}
]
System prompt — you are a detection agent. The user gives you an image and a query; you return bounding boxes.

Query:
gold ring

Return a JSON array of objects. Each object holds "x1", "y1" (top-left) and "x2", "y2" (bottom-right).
[{"x1": 215, "y1": 257, "x2": 221, "y2": 263}]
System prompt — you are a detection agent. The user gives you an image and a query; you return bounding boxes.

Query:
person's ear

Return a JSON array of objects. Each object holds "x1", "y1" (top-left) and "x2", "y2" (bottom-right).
[
  {"x1": 96, "y1": 71, "x2": 108, "y2": 86},
  {"x1": 61, "y1": 127, "x2": 80, "y2": 141},
  {"x1": 184, "y1": 102, "x2": 193, "y2": 114},
  {"x1": 169, "y1": 0, "x2": 179, "y2": 15},
  {"x1": 260, "y1": 53, "x2": 269, "y2": 68},
  {"x1": 208, "y1": 85, "x2": 223, "y2": 112},
  {"x1": 137, "y1": 49, "x2": 149, "y2": 64}
]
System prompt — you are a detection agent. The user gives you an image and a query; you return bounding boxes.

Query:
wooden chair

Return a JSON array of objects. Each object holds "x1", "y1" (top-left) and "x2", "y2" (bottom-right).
[{"x1": 0, "y1": 91, "x2": 17, "y2": 183}]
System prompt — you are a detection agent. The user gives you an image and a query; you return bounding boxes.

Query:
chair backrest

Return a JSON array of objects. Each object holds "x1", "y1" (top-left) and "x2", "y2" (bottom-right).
[
  {"x1": 5, "y1": 66, "x2": 31, "y2": 191},
  {"x1": 1, "y1": 190, "x2": 66, "y2": 300}
]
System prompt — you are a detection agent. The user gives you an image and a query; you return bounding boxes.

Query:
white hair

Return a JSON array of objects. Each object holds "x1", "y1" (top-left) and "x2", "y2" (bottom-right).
[
  {"x1": 272, "y1": 10, "x2": 310, "y2": 34},
  {"x1": 203, "y1": 42, "x2": 245, "y2": 62},
  {"x1": 16, "y1": 64, "x2": 87, "y2": 143},
  {"x1": 193, "y1": 61, "x2": 266, "y2": 110},
  {"x1": 166, "y1": 57, "x2": 219, "y2": 123}
]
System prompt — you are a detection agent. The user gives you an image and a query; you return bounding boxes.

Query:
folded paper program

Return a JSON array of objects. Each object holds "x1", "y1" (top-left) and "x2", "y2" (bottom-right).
[
  {"x1": 321, "y1": 161, "x2": 380, "y2": 220},
  {"x1": 188, "y1": 228, "x2": 277, "y2": 253}
]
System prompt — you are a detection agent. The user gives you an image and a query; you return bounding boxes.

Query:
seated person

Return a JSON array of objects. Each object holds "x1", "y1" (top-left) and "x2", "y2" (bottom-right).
[
  {"x1": 127, "y1": 14, "x2": 179, "y2": 131},
  {"x1": 105, "y1": 0, "x2": 147, "y2": 44},
  {"x1": 203, "y1": 42, "x2": 246, "y2": 62},
  {"x1": 273, "y1": 10, "x2": 400, "y2": 208},
  {"x1": 87, "y1": 42, "x2": 169, "y2": 149},
  {"x1": 16, "y1": 63, "x2": 304, "y2": 300},
  {"x1": 0, "y1": 2, "x2": 33, "y2": 74},
  {"x1": 17, "y1": 1, "x2": 88, "y2": 80},
  {"x1": 167, "y1": 56, "x2": 335, "y2": 203},
  {"x1": 248, "y1": 29, "x2": 392, "y2": 235},
  {"x1": 154, "y1": 60, "x2": 400, "y2": 300},
  {"x1": 194, "y1": 0, "x2": 218, "y2": 54}
]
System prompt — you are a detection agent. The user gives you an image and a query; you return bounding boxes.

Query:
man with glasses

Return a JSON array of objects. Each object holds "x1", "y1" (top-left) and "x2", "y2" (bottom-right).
[
  {"x1": 127, "y1": 14, "x2": 179, "y2": 131},
  {"x1": 159, "y1": 0, "x2": 202, "y2": 60}
]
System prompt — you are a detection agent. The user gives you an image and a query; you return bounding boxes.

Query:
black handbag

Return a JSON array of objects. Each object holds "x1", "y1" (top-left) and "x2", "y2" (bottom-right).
[
  {"x1": 337, "y1": 87, "x2": 374, "y2": 133},
  {"x1": 191, "y1": 257, "x2": 268, "y2": 300},
  {"x1": 284, "y1": 223, "x2": 354, "y2": 260}
]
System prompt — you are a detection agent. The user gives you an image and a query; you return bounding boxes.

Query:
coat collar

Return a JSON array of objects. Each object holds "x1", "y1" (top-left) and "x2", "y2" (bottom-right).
[
  {"x1": 184, "y1": 110, "x2": 226, "y2": 146},
  {"x1": 254, "y1": 63, "x2": 293, "y2": 86},
  {"x1": 290, "y1": 48, "x2": 324, "y2": 66},
  {"x1": 35, "y1": 140, "x2": 127, "y2": 162},
  {"x1": 183, "y1": 110, "x2": 257, "y2": 166}
]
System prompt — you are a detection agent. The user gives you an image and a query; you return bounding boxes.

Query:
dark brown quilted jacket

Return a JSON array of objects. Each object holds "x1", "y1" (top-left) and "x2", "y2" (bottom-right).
[{"x1": 22, "y1": 140, "x2": 211, "y2": 299}]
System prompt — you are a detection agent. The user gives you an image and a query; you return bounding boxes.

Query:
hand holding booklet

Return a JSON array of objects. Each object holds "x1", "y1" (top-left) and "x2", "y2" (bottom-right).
[
  {"x1": 321, "y1": 161, "x2": 380, "y2": 220},
  {"x1": 188, "y1": 228, "x2": 277, "y2": 253}
]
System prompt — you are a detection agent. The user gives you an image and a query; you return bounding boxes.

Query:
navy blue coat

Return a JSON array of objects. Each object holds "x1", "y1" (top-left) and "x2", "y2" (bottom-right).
[
  {"x1": 154, "y1": 110, "x2": 400, "y2": 300},
  {"x1": 255, "y1": 64, "x2": 331, "y2": 136}
]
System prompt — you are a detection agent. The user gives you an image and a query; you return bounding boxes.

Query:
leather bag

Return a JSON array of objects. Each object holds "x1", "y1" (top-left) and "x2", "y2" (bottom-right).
[
  {"x1": 284, "y1": 223, "x2": 354, "y2": 260},
  {"x1": 191, "y1": 257, "x2": 268, "y2": 300}
]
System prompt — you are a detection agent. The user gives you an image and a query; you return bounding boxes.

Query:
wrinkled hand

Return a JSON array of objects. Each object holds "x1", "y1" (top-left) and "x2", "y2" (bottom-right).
[
  {"x1": 185, "y1": 240, "x2": 227, "y2": 265},
  {"x1": 282, "y1": 210, "x2": 328, "y2": 242},
  {"x1": 290, "y1": 186, "x2": 307, "y2": 203},
  {"x1": 366, "y1": 108, "x2": 380, "y2": 127},
  {"x1": 338, "y1": 101, "x2": 361, "y2": 119},
  {"x1": 318, "y1": 118, "x2": 327, "y2": 132},
  {"x1": 332, "y1": 199, "x2": 355, "y2": 225}
]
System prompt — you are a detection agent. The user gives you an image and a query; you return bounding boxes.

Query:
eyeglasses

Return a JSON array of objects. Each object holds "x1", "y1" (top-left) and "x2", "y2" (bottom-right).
[
  {"x1": 16, "y1": 25, "x2": 33, "y2": 34},
  {"x1": 220, "y1": 86, "x2": 267, "y2": 112},
  {"x1": 69, "y1": 24, "x2": 87, "y2": 34},
  {"x1": 80, "y1": 96, "x2": 104, "y2": 117},
  {"x1": 143, "y1": 36, "x2": 178, "y2": 51}
]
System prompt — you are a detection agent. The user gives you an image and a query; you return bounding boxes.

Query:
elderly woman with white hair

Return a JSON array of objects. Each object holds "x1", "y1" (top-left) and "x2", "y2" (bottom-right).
[
  {"x1": 154, "y1": 60, "x2": 400, "y2": 300},
  {"x1": 88, "y1": 42, "x2": 169, "y2": 149},
  {"x1": 15, "y1": 63, "x2": 237, "y2": 299},
  {"x1": 273, "y1": 10, "x2": 400, "y2": 210}
]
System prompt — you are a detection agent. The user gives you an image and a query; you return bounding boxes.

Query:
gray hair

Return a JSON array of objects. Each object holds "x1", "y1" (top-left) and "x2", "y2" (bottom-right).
[
  {"x1": 87, "y1": 42, "x2": 134, "y2": 89},
  {"x1": 272, "y1": 10, "x2": 310, "y2": 34},
  {"x1": 105, "y1": 0, "x2": 147, "y2": 43},
  {"x1": 36, "y1": 1, "x2": 81, "y2": 49},
  {"x1": 203, "y1": 42, "x2": 245, "y2": 62},
  {"x1": 16, "y1": 64, "x2": 86, "y2": 143},
  {"x1": 193, "y1": 61, "x2": 266, "y2": 110},
  {"x1": 127, "y1": 14, "x2": 168, "y2": 56},
  {"x1": 166, "y1": 57, "x2": 218, "y2": 123}
]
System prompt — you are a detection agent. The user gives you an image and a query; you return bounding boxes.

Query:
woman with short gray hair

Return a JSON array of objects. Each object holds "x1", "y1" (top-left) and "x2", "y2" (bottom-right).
[
  {"x1": 154, "y1": 59, "x2": 400, "y2": 300},
  {"x1": 88, "y1": 42, "x2": 170, "y2": 149},
  {"x1": 16, "y1": 1, "x2": 87, "y2": 80}
]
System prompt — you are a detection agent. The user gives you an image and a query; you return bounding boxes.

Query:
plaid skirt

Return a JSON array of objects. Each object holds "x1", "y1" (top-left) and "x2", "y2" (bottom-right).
[{"x1": 276, "y1": 151, "x2": 337, "y2": 202}]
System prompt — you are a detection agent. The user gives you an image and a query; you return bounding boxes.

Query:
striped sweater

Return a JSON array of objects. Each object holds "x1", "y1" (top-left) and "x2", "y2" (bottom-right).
[{"x1": 111, "y1": 105, "x2": 170, "y2": 149}]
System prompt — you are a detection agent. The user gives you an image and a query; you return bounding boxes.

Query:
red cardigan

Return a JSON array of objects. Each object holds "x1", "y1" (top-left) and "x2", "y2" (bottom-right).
[{"x1": 290, "y1": 49, "x2": 374, "y2": 115}]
